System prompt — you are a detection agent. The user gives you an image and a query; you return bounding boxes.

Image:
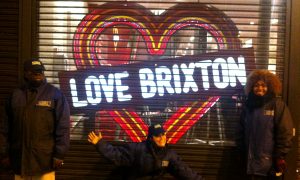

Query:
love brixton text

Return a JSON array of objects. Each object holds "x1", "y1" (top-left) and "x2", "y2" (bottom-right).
[{"x1": 58, "y1": 49, "x2": 254, "y2": 110}]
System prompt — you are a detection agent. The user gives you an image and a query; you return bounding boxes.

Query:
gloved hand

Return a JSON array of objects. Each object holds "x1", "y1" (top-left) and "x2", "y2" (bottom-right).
[
  {"x1": 275, "y1": 158, "x2": 287, "y2": 173},
  {"x1": 53, "y1": 158, "x2": 64, "y2": 170},
  {"x1": 88, "y1": 131, "x2": 103, "y2": 145},
  {"x1": 0, "y1": 156, "x2": 11, "y2": 169}
]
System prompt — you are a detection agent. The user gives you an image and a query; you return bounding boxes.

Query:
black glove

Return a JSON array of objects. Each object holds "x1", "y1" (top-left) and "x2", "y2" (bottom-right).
[
  {"x1": 275, "y1": 158, "x2": 287, "y2": 173},
  {"x1": 53, "y1": 158, "x2": 64, "y2": 170}
]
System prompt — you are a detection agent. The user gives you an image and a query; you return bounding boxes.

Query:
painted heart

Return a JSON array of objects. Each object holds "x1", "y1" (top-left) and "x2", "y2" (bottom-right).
[
  {"x1": 73, "y1": 2, "x2": 240, "y2": 143},
  {"x1": 73, "y1": 2, "x2": 240, "y2": 69},
  {"x1": 99, "y1": 96, "x2": 220, "y2": 144}
]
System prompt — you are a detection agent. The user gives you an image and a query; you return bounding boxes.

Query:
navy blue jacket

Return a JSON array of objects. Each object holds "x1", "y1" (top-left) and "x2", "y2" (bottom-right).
[
  {"x1": 237, "y1": 97, "x2": 294, "y2": 176},
  {"x1": 96, "y1": 140, "x2": 203, "y2": 180},
  {"x1": 0, "y1": 81, "x2": 70, "y2": 175}
]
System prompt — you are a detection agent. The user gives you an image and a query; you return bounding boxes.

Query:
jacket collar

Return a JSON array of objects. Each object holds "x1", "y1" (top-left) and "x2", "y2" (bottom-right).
[{"x1": 22, "y1": 79, "x2": 47, "y2": 93}]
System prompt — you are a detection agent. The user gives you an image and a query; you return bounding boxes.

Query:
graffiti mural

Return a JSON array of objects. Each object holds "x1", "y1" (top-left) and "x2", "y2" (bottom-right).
[{"x1": 58, "y1": 2, "x2": 255, "y2": 144}]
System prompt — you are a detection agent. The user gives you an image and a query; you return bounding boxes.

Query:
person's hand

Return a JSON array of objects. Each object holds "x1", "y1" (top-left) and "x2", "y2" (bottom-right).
[
  {"x1": 53, "y1": 158, "x2": 64, "y2": 170},
  {"x1": 275, "y1": 158, "x2": 287, "y2": 173},
  {"x1": 0, "y1": 156, "x2": 11, "y2": 169},
  {"x1": 88, "y1": 131, "x2": 102, "y2": 145}
]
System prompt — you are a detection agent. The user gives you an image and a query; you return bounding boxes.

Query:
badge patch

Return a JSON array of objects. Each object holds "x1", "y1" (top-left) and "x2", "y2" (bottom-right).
[
  {"x1": 36, "y1": 101, "x2": 52, "y2": 107},
  {"x1": 264, "y1": 110, "x2": 274, "y2": 116},
  {"x1": 32, "y1": 61, "x2": 42, "y2": 65},
  {"x1": 162, "y1": 160, "x2": 169, "y2": 167}
]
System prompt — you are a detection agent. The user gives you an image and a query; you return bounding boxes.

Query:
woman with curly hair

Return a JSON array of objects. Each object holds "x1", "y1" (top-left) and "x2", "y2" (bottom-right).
[{"x1": 236, "y1": 69, "x2": 294, "y2": 180}]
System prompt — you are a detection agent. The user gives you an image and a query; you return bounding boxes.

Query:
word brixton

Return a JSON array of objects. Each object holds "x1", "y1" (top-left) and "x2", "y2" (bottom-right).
[
  {"x1": 62, "y1": 50, "x2": 252, "y2": 108},
  {"x1": 139, "y1": 57, "x2": 246, "y2": 99}
]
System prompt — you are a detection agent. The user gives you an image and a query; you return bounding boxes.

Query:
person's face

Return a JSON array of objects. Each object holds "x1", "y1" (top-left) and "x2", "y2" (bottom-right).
[
  {"x1": 24, "y1": 70, "x2": 45, "y2": 87},
  {"x1": 152, "y1": 133, "x2": 167, "y2": 147},
  {"x1": 253, "y1": 80, "x2": 268, "y2": 96}
]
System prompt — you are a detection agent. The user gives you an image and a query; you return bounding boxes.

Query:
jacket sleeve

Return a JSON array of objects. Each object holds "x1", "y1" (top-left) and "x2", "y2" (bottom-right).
[
  {"x1": 0, "y1": 98, "x2": 11, "y2": 158},
  {"x1": 274, "y1": 99, "x2": 294, "y2": 158},
  {"x1": 168, "y1": 150, "x2": 203, "y2": 180},
  {"x1": 95, "y1": 140, "x2": 135, "y2": 166},
  {"x1": 54, "y1": 90, "x2": 70, "y2": 160},
  {"x1": 236, "y1": 107, "x2": 246, "y2": 153}
]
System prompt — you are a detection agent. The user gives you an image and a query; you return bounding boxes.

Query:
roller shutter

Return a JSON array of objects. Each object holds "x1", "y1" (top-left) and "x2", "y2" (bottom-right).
[
  {"x1": 0, "y1": 0, "x2": 19, "y2": 178},
  {"x1": 35, "y1": 0, "x2": 293, "y2": 179}
]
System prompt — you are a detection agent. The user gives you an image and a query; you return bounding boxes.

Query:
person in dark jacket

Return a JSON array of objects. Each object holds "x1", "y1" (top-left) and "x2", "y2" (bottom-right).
[
  {"x1": 236, "y1": 69, "x2": 294, "y2": 180},
  {"x1": 88, "y1": 124, "x2": 203, "y2": 180},
  {"x1": 0, "y1": 59, "x2": 70, "y2": 180}
]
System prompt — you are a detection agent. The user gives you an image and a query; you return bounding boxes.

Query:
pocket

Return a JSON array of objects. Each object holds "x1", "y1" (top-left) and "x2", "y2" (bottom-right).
[
  {"x1": 34, "y1": 106, "x2": 55, "y2": 133},
  {"x1": 32, "y1": 146, "x2": 53, "y2": 170},
  {"x1": 260, "y1": 155, "x2": 273, "y2": 173}
]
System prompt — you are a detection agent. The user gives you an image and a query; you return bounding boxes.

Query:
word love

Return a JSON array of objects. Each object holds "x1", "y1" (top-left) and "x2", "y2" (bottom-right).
[{"x1": 59, "y1": 49, "x2": 253, "y2": 109}]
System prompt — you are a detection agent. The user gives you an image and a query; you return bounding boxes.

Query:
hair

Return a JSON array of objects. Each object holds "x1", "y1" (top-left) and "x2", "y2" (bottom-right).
[{"x1": 245, "y1": 69, "x2": 282, "y2": 96}]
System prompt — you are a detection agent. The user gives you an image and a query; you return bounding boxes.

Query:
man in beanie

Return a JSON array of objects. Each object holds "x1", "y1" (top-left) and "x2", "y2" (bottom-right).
[
  {"x1": 88, "y1": 124, "x2": 203, "y2": 179},
  {"x1": 0, "y1": 59, "x2": 70, "y2": 179}
]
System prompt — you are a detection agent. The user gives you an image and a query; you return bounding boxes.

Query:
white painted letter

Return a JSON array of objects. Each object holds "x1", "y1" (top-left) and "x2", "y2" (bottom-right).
[
  {"x1": 195, "y1": 60, "x2": 212, "y2": 90},
  {"x1": 227, "y1": 56, "x2": 246, "y2": 86},
  {"x1": 115, "y1": 72, "x2": 132, "y2": 102},
  {"x1": 85, "y1": 76, "x2": 101, "y2": 105},
  {"x1": 181, "y1": 63, "x2": 198, "y2": 93},
  {"x1": 139, "y1": 68, "x2": 157, "y2": 99},
  {"x1": 155, "y1": 66, "x2": 174, "y2": 96},
  {"x1": 70, "y1": 78, "x2": 88, "y2": 107},
  {"x1": 212, "y1": 58, "x2": 229, "y2": 89},
  {"x1": 99, "y1": 74, "x2": 114, "y2": 103},
  {"x1": 172, "y1": 64, "x2": 182, "y2": 94}
]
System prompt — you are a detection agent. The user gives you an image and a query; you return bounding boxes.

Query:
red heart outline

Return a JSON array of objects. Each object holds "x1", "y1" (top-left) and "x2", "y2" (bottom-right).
[
  {"x1": 73, "y1": 2, "x2": 240, "y2": 69},
  {"x1": 73, "y1": 2, "x2": 241, "y2": 143}
]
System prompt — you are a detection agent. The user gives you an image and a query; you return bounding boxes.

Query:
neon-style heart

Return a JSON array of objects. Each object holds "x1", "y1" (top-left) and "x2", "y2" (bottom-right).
[
  {"x1": 94, "y1": 27, "x2": 132, "y2": 66},
  {"x1": 96, "y1": 96, "x2": 219, "y2": 144},
  {"x1": 74, "y1": 3, "x2": 240, "y2": 143},
  {"x1": 73, "y1": 3, "x2": 240, "y2": 69}
]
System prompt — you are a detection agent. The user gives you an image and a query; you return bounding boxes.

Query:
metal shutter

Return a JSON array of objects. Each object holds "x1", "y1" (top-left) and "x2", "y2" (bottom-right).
[
  {"x1": 32, "y1": 0, "x2": 296, "y2": 179},
  {"x1": 0, "y1": 0, "x2": 19, "y2": 179}
]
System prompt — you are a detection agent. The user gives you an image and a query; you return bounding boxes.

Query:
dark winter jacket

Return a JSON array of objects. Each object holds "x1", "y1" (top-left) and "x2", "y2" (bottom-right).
[
  {"x1": 96, "y1": 140, "x2": 203, "y2": 180},
  {"x1": 0, "y1": 81, "x2": 70, "y2": 175},
  {"x1": 237, "y1": 96, "x2": 294, "y2": 176}
]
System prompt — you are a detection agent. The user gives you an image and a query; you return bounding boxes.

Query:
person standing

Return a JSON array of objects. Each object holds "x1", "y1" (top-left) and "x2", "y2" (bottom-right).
[
  {"x1": 0, "y1": 59, "x2": 70, "y2": 180},
  {"x1": 88, "y1": 124, "x2": 203, "y2": 180},
  {"x1": 236, "y1": 69, "x2": 294, "y2": 180}
]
